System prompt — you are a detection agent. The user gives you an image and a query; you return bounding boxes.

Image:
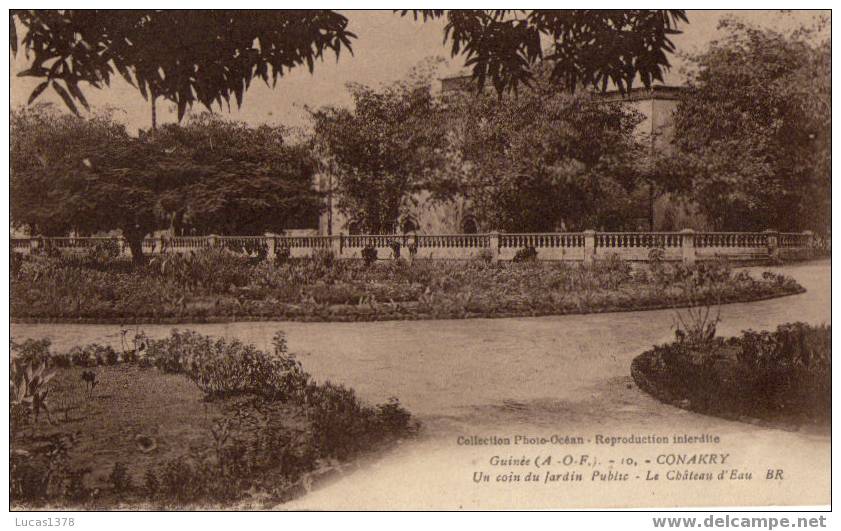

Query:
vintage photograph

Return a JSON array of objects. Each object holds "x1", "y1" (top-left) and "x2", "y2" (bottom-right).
[{"x1": 8, "y1": 9, "x2": 831, "y2": 511}]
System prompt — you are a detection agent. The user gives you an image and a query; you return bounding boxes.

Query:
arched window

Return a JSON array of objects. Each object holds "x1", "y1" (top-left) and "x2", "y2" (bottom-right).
[{"x1": 462, "y1": 215, "x2": 478, "y2": 234}]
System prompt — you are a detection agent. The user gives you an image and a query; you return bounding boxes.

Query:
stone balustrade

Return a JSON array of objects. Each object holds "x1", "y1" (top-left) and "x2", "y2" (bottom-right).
[{"x1": 10, "y1": 229, "x2": 817, "y2": 263}]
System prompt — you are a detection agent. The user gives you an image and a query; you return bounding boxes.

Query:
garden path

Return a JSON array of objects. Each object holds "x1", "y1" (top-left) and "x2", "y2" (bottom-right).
[{"x1": 12, "y1": 260, "x2": 831, "y2": 509}]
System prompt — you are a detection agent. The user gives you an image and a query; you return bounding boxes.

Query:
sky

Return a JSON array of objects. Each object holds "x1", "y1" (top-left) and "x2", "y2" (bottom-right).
[{"x1": 9, "y1": 9, "x2": 828, "y2": 134}]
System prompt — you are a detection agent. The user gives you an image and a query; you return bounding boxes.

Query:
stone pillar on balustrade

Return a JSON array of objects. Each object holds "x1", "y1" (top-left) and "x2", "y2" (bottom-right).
[
  {"x1": 331, "y1": 233, "x2": 344, "y2": 258},
  {"x1": 208, "y1": 234, "x2": 218, "y2": 249},
  {"x1": 679, "y1": 229, "x2": 696, "y2": 264},
  {"x1": 29, "y1": 235, "x2": 42, "y2": 255},
  {"x1": 488, "y1": 231, "x2": 500, "y2": 262},
  {"x1": 119, "y1": 237, "x2": 130, "y2": 258},
  {"x1": 803, "y1": 230, "x2": 814, "y2": 258},
  {"x1": 763, "y1": 229, "x2": 779, "y2": 262},
  {"x1": 583, "y1": 230, "x2": 596, "y2": 264},
  {"x1": 266, "y1": 235, "x2": 277, "y2": 261}
]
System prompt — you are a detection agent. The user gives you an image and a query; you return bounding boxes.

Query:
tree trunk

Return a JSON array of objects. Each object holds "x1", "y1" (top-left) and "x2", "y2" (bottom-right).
[
  {"x1": 151, "y1": 95, "x2": 157, "y2": 130},
  {"x1": 170, "y1": 211, "x2": 184, "y2": 236},
  {"x1": 125, "y1": 233, "x2": 146, "y2": 265},
  {"x1": 648, "y1": 181, "x2": 656, "y2": 231}
]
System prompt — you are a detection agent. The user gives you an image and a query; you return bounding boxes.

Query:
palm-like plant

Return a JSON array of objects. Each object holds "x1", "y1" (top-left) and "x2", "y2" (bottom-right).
[{"x1": 11, "y1": 360, "x2": 56, "y2": 425}]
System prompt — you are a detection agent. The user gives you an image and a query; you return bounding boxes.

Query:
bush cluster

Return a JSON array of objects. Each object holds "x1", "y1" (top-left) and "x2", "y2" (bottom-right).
[
  {"x1": 634, "y1": 322, "x2": 830, "y2": 424},
  {"x1": 11, "y1": 329, "x2": 415, "y2": 508},
  {"x1": 361, "y1": 244, "x2": 377, "y2": 266},
  {"x1": 512, "y1": 246, "x2": 538, "y2": 262},
  {"x1": 146, "y1": 330, "x2": 309, "y2": 401},
  {"x1": 11, "y1": 251, "x2": 804, "y2": 322}
]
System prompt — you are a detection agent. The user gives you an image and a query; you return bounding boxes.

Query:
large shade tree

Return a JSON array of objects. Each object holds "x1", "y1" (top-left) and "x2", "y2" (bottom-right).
[
  {"x1": 11, "y1": 10, "x2": 687, "y2": 122},
  {"x1": 11, "y1": 105, "x2": 173, "y2": 260},
  {"x1": 11, "y1": 106, "x2": 322, "y2": 262},
  {"x1": 432, "y1": 80, "x2": 646, "y2": 232},
  {"x1": 310, "y1": 71, "x2": 448, "y2": 234},
  {"x1": 656, "y1": 17, "x2": 830, "y2": 233},
  {"x1": 152, "y1": 114, "x2": 322, "y2": 235}
]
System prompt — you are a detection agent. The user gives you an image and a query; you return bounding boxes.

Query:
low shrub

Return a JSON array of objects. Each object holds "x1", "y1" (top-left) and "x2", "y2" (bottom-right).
[
  {"x1": 11, "y1": 338, "x2": 53, "y2": 368},
  {"x1": 361, "y1": 244, "x2": 378, "y2": 266},
  {"x1": 108, "y1": 462, "x2": 133, "y2": 496},
  {"x1": 146, "y1": 249, "x2": 252, "y2": 293},
  {"x1": 12, "y1": 250, "x2": 25, "y2": 277},
  {"x1": 222, "y1": 239, "x2": 268, "y2": 261},
  {"x1": 143, "y1": 399, "x2": 319, "y2": 506},
  {"x1": 311, "y1": 248, "x2": 335, "y2": 270},
  {"x1": 11, "y1": 252, "x2": 804, "y2": 322},
  {"x1": 647, "y1": 246, "x2": 665, "y2": 263},
  {"x1": 274, "y1": 245, "x2": 292, "y2": 265},
  {"x1": 387, "y1": 240, "x2": 401, "y2": 259},
  {"x1": 305, "y1": 382, "x2": 411, "y2": 460},
  {"x1": 11, "y1": 357, "x2": 57, "y2": 429},
  {"x1": 10, "y1": 431, "x2": 77, "y2": 505},
  {"x1": 11, "y1": 331, "x2": 416, "y2": 508},
  {"x1": 512, "y1": 246, "x2": 537, "y2": 262},
  {"x1": 633, "y1": 322, "x2": 830, "y2": 425},
  {"x1": 475, "y1": 248, "x2": 495, "y2": 264},
  {"x1": 68, "y1": 344, "x2": 118, "y2": 367},
  {"x1": 737, "y1": 322, "x2": 831, "y2": 418},
  {"x1": 156, "y1": 458, "x2": 216, "y2": 504},
  {"x1": 145, "y1": 330, "x2": 309, "y2": 401},
  {"x1": 86, "y1": 240, "x2": 122, "y2": 267}
]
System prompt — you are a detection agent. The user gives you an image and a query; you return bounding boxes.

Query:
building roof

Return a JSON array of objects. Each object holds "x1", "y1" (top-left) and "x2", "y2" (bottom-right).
[
  {"x1": 440, "y1": 74, "x2": 685, "y2": 102},
  {"x1": 593, "y1": 85, "x2": 684, "y2": 103}
]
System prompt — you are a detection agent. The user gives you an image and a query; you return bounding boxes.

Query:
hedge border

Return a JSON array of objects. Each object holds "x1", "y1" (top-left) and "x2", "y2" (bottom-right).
[{"x1": 11, "y1": 286, "x2": 805, "y2": 325}]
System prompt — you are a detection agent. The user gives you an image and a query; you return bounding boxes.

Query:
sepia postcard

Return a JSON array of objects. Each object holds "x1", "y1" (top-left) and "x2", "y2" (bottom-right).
[{"x1": 7, "y1": 7, "x2": 831, "y2": 515}]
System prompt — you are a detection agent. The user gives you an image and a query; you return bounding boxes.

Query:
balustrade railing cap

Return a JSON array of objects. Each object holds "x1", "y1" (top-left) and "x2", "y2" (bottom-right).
[
  {"x1": 678, "y1": 228, "x2": 695, "y2": 233},
  {"x1": 762, "y1": 229, "x2": 779, "y2": 233}
]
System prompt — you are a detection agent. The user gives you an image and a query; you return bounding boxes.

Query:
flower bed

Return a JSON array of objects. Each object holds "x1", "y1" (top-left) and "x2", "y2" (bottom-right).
[
  {"x1": 10, "y1": 332, "x2": 415, "y2": 509},
  {"x1": 11, "y1": 251, "x2": 805, "y2": 323},
  {"x1": 631, "y1": 322, "x2": 830, "y2": 427}
]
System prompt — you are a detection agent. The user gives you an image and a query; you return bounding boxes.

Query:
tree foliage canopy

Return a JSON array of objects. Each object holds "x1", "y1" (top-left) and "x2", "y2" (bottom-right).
[
  {"x1": 310, "y1": 66, "x2": 448, "y2": 233},
  {"x1": 403, "y1": 10, "x2": 687, "y2": 94},
  {"x1": 11, "y1": 10, "x2": 355, "y2": 120},
  {"x1": 11, "y1": 105, "x2": 321, "y2": 260},
  {"x1": 658, "y1": 17, "x2": 830, "y2": 233},
  {"x1": 433, "y1": 84, "x2": 646, "y2": 232},
  {"x1": 152, "y1": 115, "x2": 322, "y2": 235},
  {"x1": 11, "y1": 9, "x2": 687, "y2": 119}
]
